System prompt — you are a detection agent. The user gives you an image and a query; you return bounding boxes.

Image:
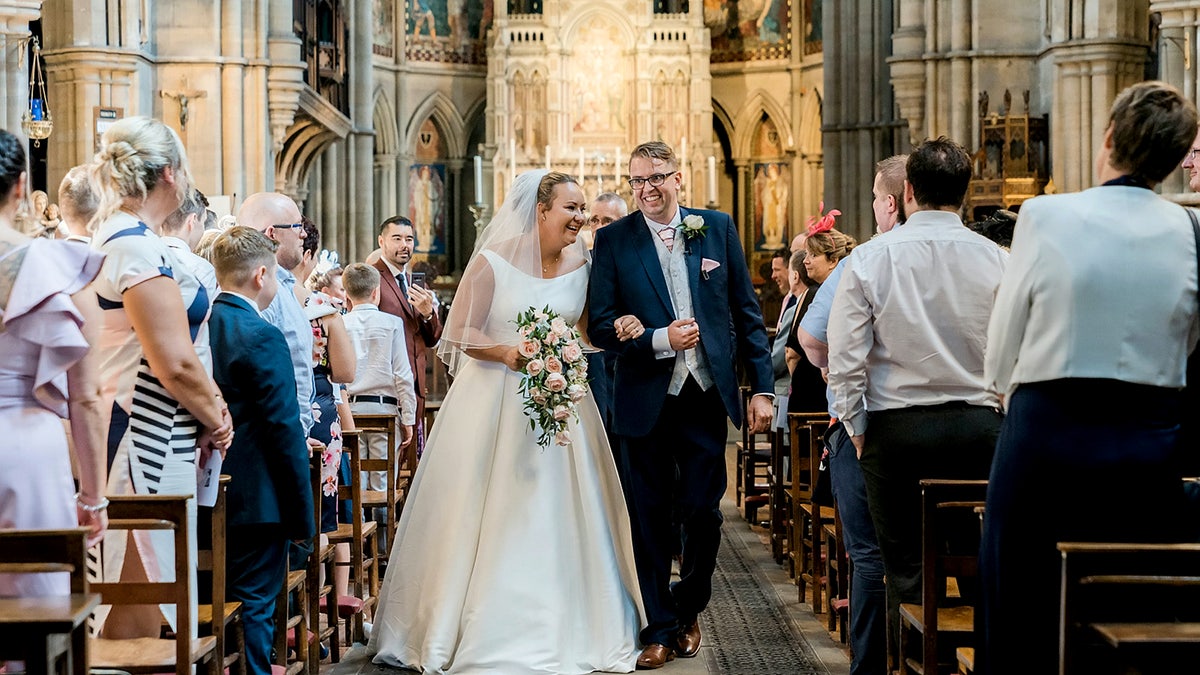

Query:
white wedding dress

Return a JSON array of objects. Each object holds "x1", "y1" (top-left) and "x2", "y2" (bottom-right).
[{"x1": 368, "y1": 250, "x2": 644, "y2": 674}]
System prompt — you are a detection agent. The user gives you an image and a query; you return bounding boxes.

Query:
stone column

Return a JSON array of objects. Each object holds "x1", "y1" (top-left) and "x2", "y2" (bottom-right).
[
  {"x1": 734, "y1": 160, "x2": 751, "y2": 252},
  {"x1": 220, "y1": 0, "x2": 246, "y2": 201},
  {"x1": 447, "y1": 159, "x2": 463, "y2": 271}
]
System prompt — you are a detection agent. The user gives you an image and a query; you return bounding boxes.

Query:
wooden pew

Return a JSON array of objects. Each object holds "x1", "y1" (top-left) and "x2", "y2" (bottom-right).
[
  {"x1": 898, "y1": 479, "x2": 987, "y2": 675},
  {"x1": 1059, "y1": 542, "x2": 1200, "y2": 675},
  {"x1": 197, "y1": 474, "x2": 247, "y2": 675}
]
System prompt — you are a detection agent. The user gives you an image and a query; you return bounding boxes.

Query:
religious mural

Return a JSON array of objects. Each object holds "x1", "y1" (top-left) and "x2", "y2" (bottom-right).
[
  {"x1": 803, "y1": 0, "x2": 822, "y2": 55},
  {"x1": 374, "y1": 0, "x2": 395, "y2": 57},
  {"x1": 706, "y1": 0, "x2": 790, "y2": 62},
  {"x1": 407, "y1": 164, "x2": 448, "y2": 254},
  {"x1": 405, "y1": 0, "x2": 494, "y2": 64},
  {"x1": 568, "y1": 15, "x2": 630, "y2": 146},
  {"x1": 753, "y1": 162, "x2": 790, "y2": 250}
]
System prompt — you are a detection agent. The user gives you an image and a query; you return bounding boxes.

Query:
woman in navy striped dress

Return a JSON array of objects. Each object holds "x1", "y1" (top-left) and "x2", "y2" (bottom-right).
[{"x1": 89, "y1": 116, "x2": 233, "y2": 636}]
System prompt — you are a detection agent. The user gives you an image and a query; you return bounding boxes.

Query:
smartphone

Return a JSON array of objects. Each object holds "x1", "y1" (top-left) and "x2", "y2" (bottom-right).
[{"x1": 410, "y1": 271, "x2": 426, "y2": 289}]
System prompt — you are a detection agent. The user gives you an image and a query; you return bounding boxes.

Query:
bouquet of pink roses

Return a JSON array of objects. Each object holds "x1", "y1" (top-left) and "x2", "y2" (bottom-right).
[{"x1": 514, "y1": 306, "x2": 590, "y2": 448}]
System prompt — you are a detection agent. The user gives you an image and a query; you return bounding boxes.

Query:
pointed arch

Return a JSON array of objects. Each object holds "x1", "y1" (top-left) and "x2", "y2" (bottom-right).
[
  {"x1": 797, "y1": 87, "x2": 823, "y2": 158},
  {"x1": 560, "y1": 5, "x2": 637, "y2": 45},
  {"x1": 730, "y1": 90, "x2": 794, "y2": 159},
  {"x1": 405, "y1": 91, "x2": 467, "y2": 158},
  {"x1": 373, "y1": 87, "x2": 400, "y2": 157}
]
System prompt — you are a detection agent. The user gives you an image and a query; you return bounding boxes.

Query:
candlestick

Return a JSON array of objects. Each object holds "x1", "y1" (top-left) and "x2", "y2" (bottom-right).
[
  {"x1": 473, "y1": 156, "x2": 484, "y2": 204},
  {"x1": 707, "y1": 156, "x2": 717, "y2": 205}
]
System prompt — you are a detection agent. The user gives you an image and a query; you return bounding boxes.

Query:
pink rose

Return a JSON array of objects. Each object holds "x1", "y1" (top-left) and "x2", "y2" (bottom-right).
[
  {"x1": 545, "y1": 372, "x2": 567, "y2": 392},
  {"x1": 555, "y1": 430, "x2": 572, "y2": 446},
  {"x1": 519, "y1": 325, "x2": 532, "y2": 337},
  {"x1": 545, "y1": 356, "x2": 563, "y2": 373},
  {"x1": 518, "y1": 339, "x2": 539, "y2": 358},
  {"x1": 567, "y1": 384, "x2": 587, "y2": 402},
  {"x1": 531, "y1": 389, "x2": 548, "y2": 405},
  {"x1": 543, "y1": 333, "x2": 558, "y2": 346},
  {"x1": 553, "y1": 405, "x2": 571, "y2": 421},
  {"x1": 550, "y1": 317, "x2": 569, "y2": 335},
  {"x1": 561, "y1": 341, "x2": 583, "y2": 363},
  {"x1": 526, "y1": 358, "x2": 545, "y2": 376}
]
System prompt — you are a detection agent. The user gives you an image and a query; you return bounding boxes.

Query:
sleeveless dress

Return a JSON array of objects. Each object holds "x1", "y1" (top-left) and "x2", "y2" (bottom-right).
[
  {"x1": 0, "y1": 239, "x2": 103, "y2": 597},
  {"x1": 92, "y1": 212, "x2": 210, "y2": 632},
  {"x1": 368, "y1": 251, "x2": 644, "y2": 674},
  {"x1": 305, "y1": 291, "x2": 344, "y2": 533}
]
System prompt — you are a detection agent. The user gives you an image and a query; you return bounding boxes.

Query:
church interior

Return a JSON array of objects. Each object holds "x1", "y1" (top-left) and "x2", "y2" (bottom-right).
[{"x1": 5, "y1": 1, "x2": 1200, "y2": 674}]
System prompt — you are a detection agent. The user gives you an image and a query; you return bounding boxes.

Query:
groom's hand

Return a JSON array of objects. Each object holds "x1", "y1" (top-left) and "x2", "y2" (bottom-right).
[
  {"x1": 747, "y1": 394, "x2": 773, "y2": 433},
  {"x1": 666, "y1": 318, "x2": 700, "y2": 350}
]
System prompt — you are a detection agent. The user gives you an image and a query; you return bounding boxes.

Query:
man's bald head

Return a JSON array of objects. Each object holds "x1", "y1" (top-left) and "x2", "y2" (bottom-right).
[
  {"x1": 790, "y1": 232, "x2": 807, "y2": 254},
  {"x1": 236, "y1": 192, "x2": 306, "y2": 271}
]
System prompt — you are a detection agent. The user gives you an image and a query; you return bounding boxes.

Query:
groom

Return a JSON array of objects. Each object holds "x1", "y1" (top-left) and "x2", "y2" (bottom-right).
[{"x1": 589, "y1": 141, "x2": 774, "y2": 668}]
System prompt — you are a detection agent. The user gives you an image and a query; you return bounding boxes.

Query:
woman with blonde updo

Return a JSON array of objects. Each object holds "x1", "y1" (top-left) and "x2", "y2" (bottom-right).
[
  {"x1": 89, "y1": 116, "x2": 233, "y2": 637},
  {"x1": 803, "y1": 226, "x2": 856, "y2": 285}
]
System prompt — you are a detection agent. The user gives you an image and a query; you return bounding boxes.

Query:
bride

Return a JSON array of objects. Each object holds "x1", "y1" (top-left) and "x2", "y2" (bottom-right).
[{"x1": 368, "y1": 170, "x2": 647, "y2": 674}]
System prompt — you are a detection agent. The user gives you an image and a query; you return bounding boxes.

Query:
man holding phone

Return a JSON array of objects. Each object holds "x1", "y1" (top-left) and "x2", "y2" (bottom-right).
[{"x1": 371, "y1": 216, "x2": 444, "y2": 456}]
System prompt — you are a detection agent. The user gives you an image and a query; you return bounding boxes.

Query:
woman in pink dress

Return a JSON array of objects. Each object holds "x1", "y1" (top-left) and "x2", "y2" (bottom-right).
[{"x1": 0, "y1": 128, "x2": 109, "y2": 597}]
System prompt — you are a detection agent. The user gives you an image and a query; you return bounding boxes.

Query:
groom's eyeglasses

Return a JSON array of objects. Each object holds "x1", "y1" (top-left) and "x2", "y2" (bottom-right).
[{"x1": 627, "y1": 171, "x2": 677, "y2": 190}]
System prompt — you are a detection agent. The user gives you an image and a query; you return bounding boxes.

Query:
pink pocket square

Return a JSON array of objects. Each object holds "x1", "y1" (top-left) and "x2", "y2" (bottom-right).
[{"x1": 701, "y1": 258, "x2": 720, "y2": 279}]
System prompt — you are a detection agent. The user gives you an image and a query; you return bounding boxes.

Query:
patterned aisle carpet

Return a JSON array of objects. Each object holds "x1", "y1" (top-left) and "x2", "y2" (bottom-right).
[{"x1": 698, "y1": 524, "x2": 826, "y2": 674}]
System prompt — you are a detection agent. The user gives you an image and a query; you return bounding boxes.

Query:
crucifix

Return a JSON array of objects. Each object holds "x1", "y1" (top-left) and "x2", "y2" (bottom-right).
[{"x1": 160, "y1": 84, "x2": 207, "y2": 131}]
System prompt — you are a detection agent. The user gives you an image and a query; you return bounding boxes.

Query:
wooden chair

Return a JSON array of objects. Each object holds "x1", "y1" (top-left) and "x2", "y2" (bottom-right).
[
  {"x1": 307, "y1": 448, "x2": 340, "y2": 665},
  {"x1": 897, "y1": 479, "x2": 988, "y2": 675},
  {"x1": 735, "y1": 387, "x2": 771, "y2": 521},
  {"x1": 767, "y1": 421, "x2": 790, "y2": 564},
  {"x1": 90, "y1": 494, "x2": 220, "y2": 675},
  {"x1": 1059, "y1": 542, "x2": 1200, "y2": 675},
  {"x1": 0, "y1": 528, "x2": 95, "y2": 675},
  {"x1": 197, "y1": 474, "x2": 247, "y2": 675},
  {"x1": 325, "y1": 430, "x2": 379, "y2": 645},
  {"x1": 956, "y1": 647, "x2": 974, "y2": 675},
  {"x1": 354, "y1": 412, "x2": 404, "y2": 553},
  {"x1": 824, "y1": 503, "x2": 849, "y2": 640},
  {"x1": 275, "y1": 558, "x2": 308, "y2": 675},
  {"x1": 789, "y1": 412, "x2": 833, "y2": 610}
]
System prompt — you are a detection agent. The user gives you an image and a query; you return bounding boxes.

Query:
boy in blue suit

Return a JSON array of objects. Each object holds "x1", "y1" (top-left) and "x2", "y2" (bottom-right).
[{"x1": 209, "y1": 226, "x2": 315, "y2": 675}]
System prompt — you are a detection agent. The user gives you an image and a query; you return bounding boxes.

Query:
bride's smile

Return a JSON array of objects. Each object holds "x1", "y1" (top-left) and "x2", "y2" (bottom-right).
[{"x1": 536, "y1": 179, "x2": 587, "y2": 258}]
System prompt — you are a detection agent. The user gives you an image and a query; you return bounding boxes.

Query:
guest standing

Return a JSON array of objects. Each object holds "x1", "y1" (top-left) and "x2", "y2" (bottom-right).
[
  {"x1": 0, "y1": 129, "x2": 108, "y2": 596},
  {"x1": 90, "y1": 117, "x2": 232, "y2": 637},
  {"x1": 980, "y1": 81, "x2": 1200, "y2": 675}
]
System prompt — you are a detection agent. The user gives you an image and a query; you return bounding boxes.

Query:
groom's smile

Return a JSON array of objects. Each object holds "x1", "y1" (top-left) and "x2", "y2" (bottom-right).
[{"x1": 629, "y1": 156, "x2": 681, "y2": 223}]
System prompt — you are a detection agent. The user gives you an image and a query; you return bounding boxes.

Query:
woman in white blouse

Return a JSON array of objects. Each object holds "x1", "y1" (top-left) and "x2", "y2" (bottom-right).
[{"x1": 978, "y1": 81, "x2": 1200, "y2": 675}]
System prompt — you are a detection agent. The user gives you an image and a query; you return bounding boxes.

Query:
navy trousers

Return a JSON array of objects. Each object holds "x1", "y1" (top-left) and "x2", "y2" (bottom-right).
[
  {"x1": 828, "y1": 422, "x2": 887, "y2": 675},
  {"x1": 228, "y1": 525, "x2": 288, "y2": 675},
  {"x1": 619, "y1": 378, "x2": 729, "y2": 646},
  {"x1": 978, "y1": 380, "x2": 1186, "y2": 675}
]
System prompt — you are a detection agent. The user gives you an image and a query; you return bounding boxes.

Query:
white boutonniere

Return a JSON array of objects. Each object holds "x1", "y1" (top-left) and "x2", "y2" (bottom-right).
[{"x1": 681, "y1": 214, "x2": 708, "y2": 240}]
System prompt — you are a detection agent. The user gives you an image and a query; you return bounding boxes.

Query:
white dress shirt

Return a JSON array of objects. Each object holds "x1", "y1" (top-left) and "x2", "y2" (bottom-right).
[
  {"x1": 827, "y1": 210, "x2": 1007, "y2": 436},
  {"x1": 343, "y1": 303, "x2": 418, "y2": 425},
  {"x1": 985, "y1": 186, "x2": 1200, "y2": 399},
  {"x1": 645, "y1": 209, "x2": 715, "y2": 394},
  {"x1": 262, "y1": 266, "x2": 316, "y2": 435}
]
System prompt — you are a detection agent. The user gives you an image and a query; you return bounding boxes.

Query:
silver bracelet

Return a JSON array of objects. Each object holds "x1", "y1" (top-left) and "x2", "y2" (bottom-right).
[{"x1": 76, "y1": 494, "x2": 109, "y2": 512}]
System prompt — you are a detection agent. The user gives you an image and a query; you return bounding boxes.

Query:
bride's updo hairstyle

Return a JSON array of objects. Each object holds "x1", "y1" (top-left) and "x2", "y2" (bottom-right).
[
  {"x1": 536, "y1": 171, "x2": 579, "y2": 211},
  {"x1": 89, "y1": 116, "x2": 191, "y2": 230}
]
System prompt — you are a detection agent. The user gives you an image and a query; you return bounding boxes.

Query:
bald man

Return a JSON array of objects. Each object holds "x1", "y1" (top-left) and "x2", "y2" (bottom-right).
[{"x1": 235, "y1": 192, "x2": 316, "y2": 435}]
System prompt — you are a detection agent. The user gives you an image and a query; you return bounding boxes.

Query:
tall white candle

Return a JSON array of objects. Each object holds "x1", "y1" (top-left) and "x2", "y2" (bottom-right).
[
  {"x1": 614, "y1": 146, "x2": 621, "y2": 182},
  {"x1": 545, "y1": 145, "x2": 551, "y2": 170},
  {"x1": 578, "y1": 148, "x2": 585, "y2": 182},
  {"x1": 707, "y1": 156, "x2": 717, "y2": 205},
  {"x1": 474, "y1": 156, "x2": 484, "y2": 204}
]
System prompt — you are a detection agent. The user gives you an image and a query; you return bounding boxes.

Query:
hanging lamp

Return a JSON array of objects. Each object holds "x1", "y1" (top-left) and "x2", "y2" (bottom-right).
[{"x1": 20, "y1": 37, "x2": 52, "y2": 146}]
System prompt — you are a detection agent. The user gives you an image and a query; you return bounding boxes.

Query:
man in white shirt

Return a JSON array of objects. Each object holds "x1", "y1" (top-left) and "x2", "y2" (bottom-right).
[
  {"x1": 826, "y1": 139, "x2": 1007, "y2": 652},
  {"x1": 342, "y1": 263, "x2": 417, "y2": 492}
]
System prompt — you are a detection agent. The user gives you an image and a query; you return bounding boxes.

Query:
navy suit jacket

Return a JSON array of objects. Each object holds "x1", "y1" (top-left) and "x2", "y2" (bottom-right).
[
  {"x1": 588, "y1": 207, "x2": 774, "y2": 437},
  {"x1": 210, "y1": 293, "x2": 315, "y2": 541}
]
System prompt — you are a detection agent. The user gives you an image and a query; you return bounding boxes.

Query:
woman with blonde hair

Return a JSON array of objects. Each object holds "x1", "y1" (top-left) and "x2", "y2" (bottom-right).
[{"x1": 89, "y1": 116, "x2": 233, "y2": 637}]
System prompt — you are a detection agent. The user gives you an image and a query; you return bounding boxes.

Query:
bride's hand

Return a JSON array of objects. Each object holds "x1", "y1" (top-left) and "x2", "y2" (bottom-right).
[
  {"x1": 614, "y1": 315, "x2": 645, "y2": 342},
  {"x1": 503, "y1": 345, "x2": 528, "y2": 373}
]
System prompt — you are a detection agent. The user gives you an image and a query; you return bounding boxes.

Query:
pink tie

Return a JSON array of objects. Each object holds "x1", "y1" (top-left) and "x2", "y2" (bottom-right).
[{"x1": 657, "y1": 226, "x2": 676, "y2": 252}]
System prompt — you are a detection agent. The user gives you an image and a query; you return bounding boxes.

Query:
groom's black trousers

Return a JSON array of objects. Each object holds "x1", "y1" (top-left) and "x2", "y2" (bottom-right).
[{"x1": 618, "y1": 377, "x2": 729, "y2": 646}]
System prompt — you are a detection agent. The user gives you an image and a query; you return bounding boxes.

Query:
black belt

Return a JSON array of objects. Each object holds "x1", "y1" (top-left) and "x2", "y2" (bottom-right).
[{"x1": 350, "y1": 395, "x2": 397, "y2": 405}]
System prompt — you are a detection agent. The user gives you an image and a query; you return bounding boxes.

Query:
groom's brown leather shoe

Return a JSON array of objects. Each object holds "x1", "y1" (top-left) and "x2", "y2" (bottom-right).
[
  {"x1": 636, "y1": 644, "x2": 675, "y2": 669},
  {"x1": 674, "y1": 619, "x2": 702, "y2": 658}
]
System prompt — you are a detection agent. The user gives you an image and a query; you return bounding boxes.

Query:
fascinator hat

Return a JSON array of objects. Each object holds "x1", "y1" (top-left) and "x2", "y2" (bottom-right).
[{"x1": 806, "y1": 201, "x2": 841, "y2": 236}]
